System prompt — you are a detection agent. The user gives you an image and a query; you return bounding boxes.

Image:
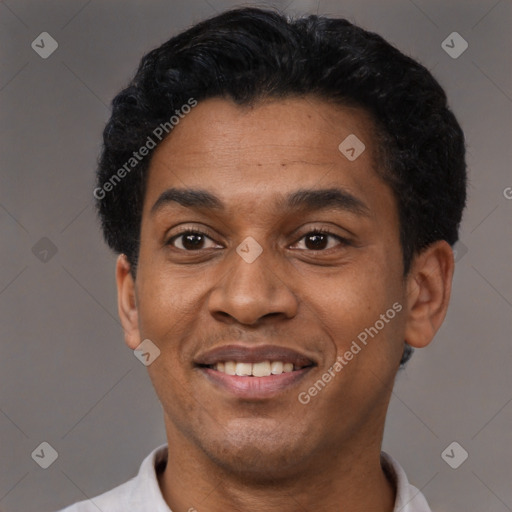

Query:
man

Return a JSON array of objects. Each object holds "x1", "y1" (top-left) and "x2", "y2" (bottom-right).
[{"x1": 61, "y1": 6, "x2": 466, "y2": 511}]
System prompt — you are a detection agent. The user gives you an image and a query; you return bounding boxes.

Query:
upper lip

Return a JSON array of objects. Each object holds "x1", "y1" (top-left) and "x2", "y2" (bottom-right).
[{"x1": 194, "y1": 344, "x2": 316, "y2": 367}]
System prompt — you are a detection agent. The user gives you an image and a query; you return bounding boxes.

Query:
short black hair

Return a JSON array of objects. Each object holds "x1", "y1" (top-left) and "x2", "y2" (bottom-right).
[{"x1": 96, "y1": 7, "x2": 467, "y2": 365}]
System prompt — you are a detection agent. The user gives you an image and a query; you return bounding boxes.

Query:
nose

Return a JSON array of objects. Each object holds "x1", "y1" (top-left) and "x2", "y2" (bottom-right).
[{"x1": 207, "y1": 243, "x2": 299, "y2": 326}]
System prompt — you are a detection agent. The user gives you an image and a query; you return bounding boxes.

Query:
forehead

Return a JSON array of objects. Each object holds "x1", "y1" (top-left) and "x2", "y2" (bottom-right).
[{"x1": 144, "y1": 96, "x2": 387, "y2": 215}]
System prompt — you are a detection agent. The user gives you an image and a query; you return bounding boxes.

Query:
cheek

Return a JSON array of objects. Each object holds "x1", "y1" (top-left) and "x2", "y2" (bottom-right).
[
  {"x1": 135, "y1": 264, "x2": 206, "y2": 351},
  {"x1": 306, "y1": 262, "x2": 406, "y2": 385},
  {"x1": 311, "y1": 262, "x2": 400, "y2": 334}
]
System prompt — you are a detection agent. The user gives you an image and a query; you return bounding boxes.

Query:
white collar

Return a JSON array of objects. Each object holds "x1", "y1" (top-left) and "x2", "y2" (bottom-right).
[{"x1": 142, "y1": 446, "x2": 432, "y2": 512}]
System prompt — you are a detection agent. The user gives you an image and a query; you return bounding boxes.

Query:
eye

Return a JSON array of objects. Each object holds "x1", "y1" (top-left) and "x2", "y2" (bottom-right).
[
  {"x1": 167, "y1": 228, "x2": 349, "y2": 253},
  {"x1": 291, "y1": 230, "x2": 348, "y2": 251},
  {"x1": 168, "y1": 230, "x2": 221, "y2": 251}
]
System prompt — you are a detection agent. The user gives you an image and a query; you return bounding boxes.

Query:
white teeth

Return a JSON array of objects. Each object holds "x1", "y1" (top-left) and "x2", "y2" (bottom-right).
[
  {"x1": 235, "y1": 362, "x2": 252, "y2": 376},
  {"x1": 252, "y1": 361, "x2": 271, "y2": 377},
  {"x1": 213, "y1": 360, "x2": 301, "y2": 376},
  {"x1": 270, "y1": 361, "x2": 283, "y2": 374},
  {"x1": 283, "y1": 362, "x2": 294, "y2": 373},
  {"x1": 224, "y1": 361, "x2": 236, "y2": 375}
]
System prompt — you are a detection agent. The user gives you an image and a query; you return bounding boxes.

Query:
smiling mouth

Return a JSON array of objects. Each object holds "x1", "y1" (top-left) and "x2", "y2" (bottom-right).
[
  {"x1": 198, "y1": 360, "x2": 313, "y2": 377},
  {"x1": 194, "y1": 344, "x2": 317, "y2": 398}
]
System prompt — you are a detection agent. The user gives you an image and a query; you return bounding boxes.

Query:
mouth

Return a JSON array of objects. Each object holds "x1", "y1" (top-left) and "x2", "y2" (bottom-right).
[
  {"x1": 199, "y1": 360, "x2": 311, "y2": 376},
  {"x1": 194, "y1": 344, "x2": 316, "y2": 399}
]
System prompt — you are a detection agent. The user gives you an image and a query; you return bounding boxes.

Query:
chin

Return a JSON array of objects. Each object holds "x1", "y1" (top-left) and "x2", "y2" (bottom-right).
[{"x1": 198, "y1": 422, "x2": 314, "y2": 483}]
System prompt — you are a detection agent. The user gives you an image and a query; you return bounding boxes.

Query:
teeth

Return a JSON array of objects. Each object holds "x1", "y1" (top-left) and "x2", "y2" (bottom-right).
[
  {"x1": 235, "y1": 362, "x2": 252, "y2": 376},
  {"x1": 283, "y1": 362, "x2": 294, "y2": 373},
  {"x1": 270, "y1": 361, "x2": 283, "y2": 374},
  {"x1": 224, "y1": 361, "x2": 236, "y2": 375},
  {"x1": 214, "y1": 360, "x2": 302, "y2": 376},
  {"x1": 252, "y1": 361, "x2": 271, "y2": 377}
]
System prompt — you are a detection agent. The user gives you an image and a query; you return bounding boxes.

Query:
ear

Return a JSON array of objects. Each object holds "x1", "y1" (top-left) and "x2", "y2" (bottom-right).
[
  {"x1": 404, "y1": 240, "x2": 455, "y2": 349},
  {"x1": 116, "y1": 254, "x2": 141, "y2": 350}
]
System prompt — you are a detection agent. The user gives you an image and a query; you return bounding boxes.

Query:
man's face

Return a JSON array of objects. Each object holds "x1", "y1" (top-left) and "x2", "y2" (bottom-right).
[{"x1": 130, "y1": 97, "x2": 408, "y2": 478}]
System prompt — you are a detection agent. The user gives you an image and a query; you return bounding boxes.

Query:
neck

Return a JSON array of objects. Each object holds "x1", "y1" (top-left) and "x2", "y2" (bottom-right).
[{"x1": 158, "y1": 427, "x2": 395, "y2": 512}]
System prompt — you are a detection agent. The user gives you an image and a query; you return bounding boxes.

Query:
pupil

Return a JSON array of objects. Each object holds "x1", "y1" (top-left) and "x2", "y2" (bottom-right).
[
  {"x1": 306, "y1": 233, "x2": 327, "y2": 250},
  {"x1": 183, "y1": 233, "x2": 203, "y2": 250},
  {"x1": 181, "y1": 233, "x2": 329, "y2": 251}
]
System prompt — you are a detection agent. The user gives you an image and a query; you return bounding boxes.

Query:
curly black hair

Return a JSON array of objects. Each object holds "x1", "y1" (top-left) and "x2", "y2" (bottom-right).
[{"x1": 95, "y1": 7, "x2": 467, "y2": 366}]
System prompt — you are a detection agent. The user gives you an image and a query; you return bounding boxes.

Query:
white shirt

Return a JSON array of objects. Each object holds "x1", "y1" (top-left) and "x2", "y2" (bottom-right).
[{"x1": 58, "y1": 445, "x2": 432, "y2": 512}]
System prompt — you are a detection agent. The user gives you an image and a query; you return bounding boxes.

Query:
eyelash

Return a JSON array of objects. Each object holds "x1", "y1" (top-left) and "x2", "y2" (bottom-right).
[{"x1": 167, "y1": 228, "x2": 349, "y2": 252}]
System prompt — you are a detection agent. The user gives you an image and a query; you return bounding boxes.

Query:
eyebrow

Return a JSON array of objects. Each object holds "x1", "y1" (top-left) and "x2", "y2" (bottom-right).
[{"x1": 151, "y1": 187, "x2": 370, "y2": 217}]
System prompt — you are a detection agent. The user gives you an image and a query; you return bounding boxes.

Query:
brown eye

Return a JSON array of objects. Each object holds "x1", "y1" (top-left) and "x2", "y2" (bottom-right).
[
  {"x1": 169, "y1": 230, "x2": 219, "y2": 251},
  {"x1": 292, "y1": 230, "x2": 347, "y2": 251},
  {"x1": 304, "y1": 233, "x2": 329, "y2": 250}
]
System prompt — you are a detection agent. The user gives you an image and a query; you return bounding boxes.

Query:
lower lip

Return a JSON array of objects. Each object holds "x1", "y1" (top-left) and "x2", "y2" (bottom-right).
[{"x1": 199, "y1": 366, "x2": 314, "y2": 400}]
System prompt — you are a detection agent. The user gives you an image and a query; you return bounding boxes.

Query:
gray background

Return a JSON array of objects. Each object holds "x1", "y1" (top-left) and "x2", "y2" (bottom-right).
[{"x1": 1, "y1": 0, "x2": 511, "y2": 510}]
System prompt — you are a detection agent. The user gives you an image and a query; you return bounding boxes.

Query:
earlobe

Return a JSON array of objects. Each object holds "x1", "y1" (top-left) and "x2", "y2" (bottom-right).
[
  {"x1": 116, "y1": 254, "x2": 141, "y2": 350},
  {"x1": 403, "y1": 240, "x2": 454, "y2": 349}
]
